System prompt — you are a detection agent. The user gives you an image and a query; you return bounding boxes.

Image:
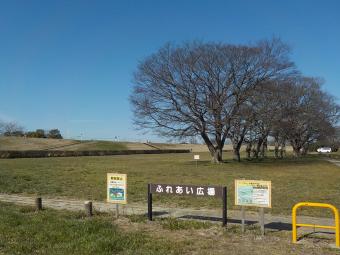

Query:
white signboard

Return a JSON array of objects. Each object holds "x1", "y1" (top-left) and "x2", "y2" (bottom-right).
[{"x1": 194, "y1": 155, "x2": 200, "y2": 160}]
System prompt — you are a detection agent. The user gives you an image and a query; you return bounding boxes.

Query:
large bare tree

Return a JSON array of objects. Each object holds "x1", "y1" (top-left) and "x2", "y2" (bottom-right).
[
  {"x1": 130, "y1": 39, "x2": 293, "y2": 162},
  {"x1": 279, "y1": 77, "x2": 339, "y2": 156}
]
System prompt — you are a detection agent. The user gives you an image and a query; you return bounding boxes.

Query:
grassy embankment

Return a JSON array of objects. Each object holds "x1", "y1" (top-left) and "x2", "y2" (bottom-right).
[
  {"x1": 0, "y1": 136, "x2": 128, "y2": 151},
  {"x1": 0, "y1": 152, "x2": 339, "y2": 217},
  {"x1": 0, "y1": 202, "x2": 338, "y2": 255}
]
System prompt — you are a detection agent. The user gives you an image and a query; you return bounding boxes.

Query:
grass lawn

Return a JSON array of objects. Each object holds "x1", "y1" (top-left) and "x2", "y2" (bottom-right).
[
  {"x1": 0, "y1": 202, "x2": 338, "y2": 255},
  {"x1": 0, "y1": 202, "x2": 182, "y2": 255},
  {"x1": 0, "y1": 152, "x2": 339, "y2": 217}
]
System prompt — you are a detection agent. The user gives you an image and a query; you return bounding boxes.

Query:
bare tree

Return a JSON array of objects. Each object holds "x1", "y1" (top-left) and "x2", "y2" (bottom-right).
[
  {"x1": 280, "y1": 77, "x2": 339, "y2": 156},
  {"x1": 3, "y1": 121, "x2": 24, "y2": 136},
  {"x1": 0, "y1": 120, "x2": 5, "y2": 135},
  {"x1": 249, "y1": 81, "x2": 285, "y2": 158},
  {"x1": 228, "y1": 103, "x2": 254, "y2": 161},
  {"x1": 131, "y1": 39, "x2": 294, "y2": 162}
]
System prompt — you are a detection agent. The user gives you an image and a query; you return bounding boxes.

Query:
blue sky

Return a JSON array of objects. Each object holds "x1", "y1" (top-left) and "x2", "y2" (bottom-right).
[{"x1": 0, "y1": 0, "x2": 339, "y2": 141}]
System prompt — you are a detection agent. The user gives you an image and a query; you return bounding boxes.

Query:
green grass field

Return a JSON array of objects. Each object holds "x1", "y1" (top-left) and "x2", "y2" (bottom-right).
[
  {"x1": 0, "y1": 202, "x2": 183, "y2": 255},
  {"x1": 0, "y1": 202, "x2": 337, "y2": 255},
  {"x1": 0, "y1": 152, "x2": 339, "y2": 217}
]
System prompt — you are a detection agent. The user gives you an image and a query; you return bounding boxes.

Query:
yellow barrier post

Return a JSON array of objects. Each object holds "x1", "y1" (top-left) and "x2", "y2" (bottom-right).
[{"x1": 292, "y1": 202, "x2": 340, "y2": 248}]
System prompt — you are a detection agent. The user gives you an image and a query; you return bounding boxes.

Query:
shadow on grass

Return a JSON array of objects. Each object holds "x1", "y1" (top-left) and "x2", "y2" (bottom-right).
[
  {"x1": 223, "y1": 155, "x2": 326, "y2": 165},
  {"x1": 185, "y1": 155, "x2": 326, "y2": 167},
  {"x1": 298, "y1": 230, "x2": 335, "y2": 241},
  {"x1": 166, "y1": 213, "x2": 293, "y2": 232}
]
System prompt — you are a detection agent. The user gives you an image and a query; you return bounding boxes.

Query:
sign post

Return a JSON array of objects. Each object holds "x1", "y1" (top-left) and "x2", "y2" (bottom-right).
[
  {"x1": 241, "y1": 206, "x2": 245, "y2": 233},
  {"x1": 259, "y1": 207, "x2": 265, "y2": 236},
  {"x1": 107, "y1": 173, "x2": 127, "y2": 218},
  {"x1": 148, "y1": 183, "x2": 227, "y2": 226},
  {"x1": 235, "y1": 180, "x2": 271, "y2": 235},
  {"x1": 147, "y1": 184, "x2": 153, "y2": 221},
  {"x1": 194, "y1": 155, "x2": 200, "y2": 168}
]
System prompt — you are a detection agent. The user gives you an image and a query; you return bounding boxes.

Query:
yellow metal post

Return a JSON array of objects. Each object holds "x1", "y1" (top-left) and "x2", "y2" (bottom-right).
[{"x1": 292, "y1": 202, "x2": 340, "y2": 248}]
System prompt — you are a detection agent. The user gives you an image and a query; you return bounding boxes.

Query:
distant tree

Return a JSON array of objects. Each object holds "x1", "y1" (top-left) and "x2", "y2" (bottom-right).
[
  {"x1": 131, "y1": 39, "x2": 293, "y2": 163},
  {"x1": 35, "y1": 129, "x2": 46, "y2": 138},
  {"x1": 3, "y1": 122, "x2": 24, "y2": 137},
  {"x1": 0, "y1": 120, "x2": 5, "y2": 135},
  {"x1": 280, "y1": 77, "x2": 339, "y2": 156},
  {"x1": 25, "y1": 131, "x2": 36, "y2": 138},
  {"x1": 47, "y1": 129, "x2": 63, "y2": 139}
]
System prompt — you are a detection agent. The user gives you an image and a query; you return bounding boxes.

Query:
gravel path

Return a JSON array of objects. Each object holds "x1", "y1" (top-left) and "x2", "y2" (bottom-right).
[{"x1": 0, "y1": 193, "x2": 337, "y2": 234}]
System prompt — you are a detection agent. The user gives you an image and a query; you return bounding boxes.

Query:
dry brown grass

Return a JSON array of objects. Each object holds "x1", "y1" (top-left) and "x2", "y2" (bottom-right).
[{"x1": 117, "y1": 216, "x2": 338, "y2": 255}]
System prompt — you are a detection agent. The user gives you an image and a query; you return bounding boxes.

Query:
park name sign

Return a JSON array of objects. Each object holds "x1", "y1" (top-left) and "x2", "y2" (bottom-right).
[
  {"x1": 107, "y1": 173, "x2": 127, "y2": 204},
  {"x1": 148, "y1": 183, "x2": 227, "y2": 226},
  {"x1": 235, "y1": 180, "x2": 271, "y2": 208},
  {"x1": 150, "y1": 184, "x2": 223, "y2": 197}
]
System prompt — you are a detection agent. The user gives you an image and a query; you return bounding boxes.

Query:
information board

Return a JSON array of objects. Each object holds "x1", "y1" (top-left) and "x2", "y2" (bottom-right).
[
  {"x1": 235, "y1": 180, "x2": 271, "y2": 208},
  {"x1": 107, "y1": 173, "x2": 127, "y2": 204}
]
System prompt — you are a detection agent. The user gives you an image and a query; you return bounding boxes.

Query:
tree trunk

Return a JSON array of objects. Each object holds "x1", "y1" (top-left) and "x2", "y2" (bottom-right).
[
  {"x1": 279, "y1": 142, "x2": 286, "y2": 158},
  {"x1": 233, "y1": 143, "x2": 242, "y2": 162},
  {"x1": 274, "y1": 137, "x2": 279, "y2": 158},
  {"x1": 260, "y1": 137, "x2": 267, "y2": 158},
  {"x1": 246, "y1": 143, "x2": 252, "y2": 159},
  {"x1": 206, "y1": 144, "x2": 223, "y2": 163},
  {"x1": 211, "y1": 147, "x2": 223, "y2": 163},
  {"x1": 292, "y1": 145, "x2": 301, "y2": 157},
  {"x1": 301, "y1": 144, "x2": 309, "y2": 156},
  {"x1": 201, "y1": 132, "x2": 224, "y2": 163},
  {"x1": 254, "y1": 138, "x2": 263, "y2": 159}
]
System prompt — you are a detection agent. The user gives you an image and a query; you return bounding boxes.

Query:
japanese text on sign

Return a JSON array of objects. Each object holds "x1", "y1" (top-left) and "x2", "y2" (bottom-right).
[
  {"x1": 150, "y1": 184, "x2": 223, "y2": 197},
  {"x1": 235, "y1": 180, "x2": 271, "y2": 208},
  {"x1": 107, "y1": 173, "x2": 127, "y2": 204}
]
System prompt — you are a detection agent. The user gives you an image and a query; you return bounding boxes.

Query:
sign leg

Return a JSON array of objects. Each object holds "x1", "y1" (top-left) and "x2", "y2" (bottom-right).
[
  {"x1": 241, "y1": 206, "x2": 245, "y2": 233},
  {"x1": 148, "y1": 184, "x2": 153, "y2": 221},
  {"x1": 259, "y1": 207, "x2": 265, "y2": 236},
  {"x1": 116, "y1": 204, "x2": 119, "y2": 219},
  {"x1": 222, "y1": 187, "x2": 227, "y2": 227}
]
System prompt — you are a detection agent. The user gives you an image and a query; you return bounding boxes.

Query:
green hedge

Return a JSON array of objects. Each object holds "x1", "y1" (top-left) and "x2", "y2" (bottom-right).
[{"x1": 0, "y1": 149, "x2": 190, "y2": 159}]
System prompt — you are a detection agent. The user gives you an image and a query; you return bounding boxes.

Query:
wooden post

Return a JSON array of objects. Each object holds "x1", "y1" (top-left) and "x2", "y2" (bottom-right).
[
  {"x1": 84, "y1": 201, "x2": 93, "y2": 217},
  {"x1": 148, "y1": 184, "x2": 152, "y2": 221},
  {"x1": 115, "y1": 204, "x2": 119, "y2": 219},
  {"x1": 35, "y1": 197, "x2": 42, "y2": 211},
  {"x1": 241, "y1": 206, "x2": 245, "y2": 233},
  {"x1": 222, "y1": 187, "x2": 227, "y2": 227},
  {"x1": 259, "y1": 207, "x2": 265, "y2": 236}
]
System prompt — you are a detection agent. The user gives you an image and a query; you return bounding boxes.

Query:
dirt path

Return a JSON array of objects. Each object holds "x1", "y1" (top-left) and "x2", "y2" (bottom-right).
[
  {"x1": 326, "y1": 158, "x2": 340, "y2": 167},
  {"x1": 0, "y1": 193, "x2": 336, "y2": 234}
]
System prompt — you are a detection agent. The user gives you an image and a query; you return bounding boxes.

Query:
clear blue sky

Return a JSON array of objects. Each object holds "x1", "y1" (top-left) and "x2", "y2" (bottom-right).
[{"x1": 0, "y1": 0, "x2": 339, "y2": 141}]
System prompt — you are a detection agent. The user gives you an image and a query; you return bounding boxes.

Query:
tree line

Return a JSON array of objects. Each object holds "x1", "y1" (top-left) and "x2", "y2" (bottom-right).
[
  {"x1": 130, "y1": 38, "x2": 340, "y2": 163},
  {"x1": 0, "y1": 121, "x2": 63, "y2": 139}
]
